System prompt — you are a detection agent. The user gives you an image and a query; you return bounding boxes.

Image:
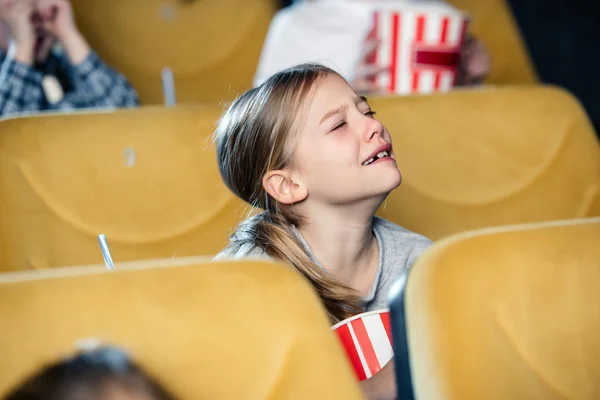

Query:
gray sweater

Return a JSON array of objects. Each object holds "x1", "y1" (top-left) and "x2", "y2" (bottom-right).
[{"x1": 214, "y1": 217, "x2": 432, "y2": 311}]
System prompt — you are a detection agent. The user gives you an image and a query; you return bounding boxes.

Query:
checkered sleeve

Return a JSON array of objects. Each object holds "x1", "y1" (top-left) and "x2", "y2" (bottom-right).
[
  {"x1": 0, "y1": 58, "x2": 45, "y2": 117},
  {"x1": 49, "y1": 50, "x2": 139, "y2": 111}
]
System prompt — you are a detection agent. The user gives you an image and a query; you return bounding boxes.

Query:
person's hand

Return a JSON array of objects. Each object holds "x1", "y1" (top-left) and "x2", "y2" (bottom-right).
[
  {"x1": 359, "y1": 359, "x2": 397, "y2": 400},
  {"x1": 0, "y1": 0, "x2": 37, "y2": 64},
  {"x1": 36, "y1": 0, "x2": 76, "y2": 41},
  {"x1": 458, "y1": 34, "x2": 491, "y2": 86},
  {"x1": 352, "y1": 37, "x2": 391, "y2": 95},
  {"x1": 33, "y1": 30, "x2": 54, "y2": 63},
  {"x1": 36, "y1": 0, "x2": 89, "y2": 64}
]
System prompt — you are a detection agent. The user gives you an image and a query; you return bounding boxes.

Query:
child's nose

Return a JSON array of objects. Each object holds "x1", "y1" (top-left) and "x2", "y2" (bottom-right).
[{"x1": 363, "y1": 117, "x2": 383, "y2": 142}]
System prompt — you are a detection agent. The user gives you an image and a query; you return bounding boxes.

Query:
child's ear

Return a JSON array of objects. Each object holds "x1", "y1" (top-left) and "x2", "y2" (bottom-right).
[{"x1": 262, "y1": 169, "x2": 308, "y2": 205}]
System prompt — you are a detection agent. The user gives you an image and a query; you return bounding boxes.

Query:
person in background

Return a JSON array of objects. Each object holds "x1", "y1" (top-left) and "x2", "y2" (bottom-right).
[
  {"x1": 3, "y1": 346, "x2": 176, "y2": 400},
  {"x1": 268, "y1": 0, "x2": 491, "y2": 94},
  {"x1": 0, "y1": 0, "x2": 138, "y2": 118}
]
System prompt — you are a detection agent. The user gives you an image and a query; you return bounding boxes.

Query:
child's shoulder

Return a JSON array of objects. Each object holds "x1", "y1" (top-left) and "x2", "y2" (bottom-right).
[
  {"x1": 373, "y1": 217, "x2": 433, "y2": 248},
  {"x1": 213, "y1": 242, "x2": 271, "y2": 262}
]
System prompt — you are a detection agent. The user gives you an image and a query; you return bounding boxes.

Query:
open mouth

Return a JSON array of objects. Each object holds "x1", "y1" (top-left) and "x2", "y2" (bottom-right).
[{"x1": 362, "y1": 150, "x2": 391, "y2": 166}]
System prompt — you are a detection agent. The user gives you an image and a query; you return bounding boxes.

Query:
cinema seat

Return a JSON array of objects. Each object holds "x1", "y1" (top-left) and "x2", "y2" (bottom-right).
[
  {"x1": 69, "y1": 0, "x2": 276, "y2": 104},
  {"x1": 394, "y1": 218, "x2": 600, "y2": 400},
  {"x1": 0, "y1": 259, "x2": 364, "y2": 399},
  {"x1": 448, "y1": 0, "x2": 537, "y2": 84},
  {"x1": 372, "y1": 86, "x2": 600, "y2": 240},
  {"x1": 0, "y1": 105, "x2": 247, "y2": 271}
]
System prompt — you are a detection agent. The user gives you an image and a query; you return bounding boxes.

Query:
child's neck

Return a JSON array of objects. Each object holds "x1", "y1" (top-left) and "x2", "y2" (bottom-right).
[{"x1": 297, "y1": 205, "x2": 380, "y2": 296}]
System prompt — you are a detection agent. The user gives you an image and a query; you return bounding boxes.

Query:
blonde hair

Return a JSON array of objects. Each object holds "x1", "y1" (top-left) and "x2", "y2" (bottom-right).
[{"x1": 214, "y1": 64, "x2": 362, "y2": 323}]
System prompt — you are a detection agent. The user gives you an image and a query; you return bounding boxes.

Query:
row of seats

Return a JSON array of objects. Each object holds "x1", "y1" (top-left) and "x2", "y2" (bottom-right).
[
  {"x1": 68, "y1": 0, "x2": 536, "y2": 104},
  {"x1": 0, "y1": 258, "x2": 365, "y2": 399},
  {"x1": 1, "y1": 86, "x2": 598, "y2": 271},
  {"x1": 70, "y1": 0, "x2": 277, "y2": 104},
  {"x1": 0, "y1": 105, "x2": 246, "y2": 270},
  {"x1": 376, "y1": 86, "x2": 600, "y2": 238},
  {"x1": 1, "y1": 217, "x2": 597, "y2": 399}
]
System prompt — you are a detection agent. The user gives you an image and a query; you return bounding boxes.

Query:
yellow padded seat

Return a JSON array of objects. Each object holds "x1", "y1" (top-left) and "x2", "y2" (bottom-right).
[
  {"x1": 70, "y1": 0, "x2": 277, "y2": 104},
  {"x1": 404, "y1": 218, "x2": 600, "y2": 400},
  {"x1": 0, "y1": 106, "x2": 246, "y2": 271},
  {"x1": 448, "y1": 0, "x2": 537, "y2": 84},
  {"x1": 0, "y1": 259, "x2": 364, "y2": 399},
  {"x1": 372, "y1": 86, "x2": 600, "y2": 240}
]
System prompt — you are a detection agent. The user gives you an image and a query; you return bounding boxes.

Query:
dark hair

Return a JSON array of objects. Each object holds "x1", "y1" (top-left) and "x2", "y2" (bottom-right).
[
  {"x1": 4, "y1": 346, "x2": 176, "y2": 400},
  {"x1": 214, "y1": 63, "x2": 362, "y2": 324}
]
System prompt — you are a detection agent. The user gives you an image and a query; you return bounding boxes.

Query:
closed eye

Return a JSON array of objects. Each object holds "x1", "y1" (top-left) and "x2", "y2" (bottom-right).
[
  {"x1": 365, "y1": 110, "x2": 377, "y2": 117},
  {"x1": 331, "y1": 121, "x2": 347, "y2": 131}
]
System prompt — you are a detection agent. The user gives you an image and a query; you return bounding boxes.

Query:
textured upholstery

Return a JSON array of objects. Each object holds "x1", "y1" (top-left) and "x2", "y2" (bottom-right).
[
  {"x1": 0, "y1": 259, "x2": 365, "y2": 400},
  {"x1": 372, "y1": 86, "x2": 600, "y2": 240},
  {"x1": 0, "y1": 106, "x2": 246, "y2": 271},
  {"x1": 3, "y1": 87, "x2": 598, "y2": 270},
  {"x1": 405, "y1": 218, "x2": 600, "y2": 400},
  {"x1": 70, "y1": 0, "x2": 277, "y2": 104}
]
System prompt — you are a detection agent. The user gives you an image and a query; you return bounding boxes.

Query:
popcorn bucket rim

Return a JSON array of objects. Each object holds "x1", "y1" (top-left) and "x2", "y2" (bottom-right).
[{"x1": 331, "y1": 308, "x2": 390, "y2": 331}]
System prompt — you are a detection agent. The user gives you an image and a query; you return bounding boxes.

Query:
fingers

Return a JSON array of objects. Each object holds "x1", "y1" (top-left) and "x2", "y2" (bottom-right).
[
  {"x1": 353, "y1": 64, "x2": 390, "y2": 81},
  {"x1": 459, "y1": 37, "x2": 491, "y2": 85},
  {"x1": 352, "y1": 76, "x2": 389, "y2": 95},
  {"x1": 4, "y1": 0, "x2": 36, "y2": 21},
  {"x1": 354, "y1": 79, "x2": 394, "y2": 96},
  {"x1": 34, "y1": 32, "x2": 54, "y2": 62},
  {"x1": 12, "y1": 0, "x2": 34, "y2": 12},
  {"x1": 33, "y1": 0, "x2": 63, "y2": 19},
  {"x1": 360, "y1": 37, "x2": 381, "y2": 60},
  {"x1": 0, "y1": 0, "x2": 16, "y2": 10},
  {"x1": 35, "y1": 0, "x2": 56, "y2": 19}
]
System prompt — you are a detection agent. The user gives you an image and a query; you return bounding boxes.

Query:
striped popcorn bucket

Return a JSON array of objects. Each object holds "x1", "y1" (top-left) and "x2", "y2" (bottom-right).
[
  {"x1": 332, "y1": 309, "x2": 393, "y2": 381},
  {"x1": 367, "y1": 2, "x2": 469, "y2": 95}
]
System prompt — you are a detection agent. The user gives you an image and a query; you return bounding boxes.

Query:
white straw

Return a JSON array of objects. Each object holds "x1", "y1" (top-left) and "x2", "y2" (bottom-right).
[
  {"x1": 98, "y1": 234, "x2": 115, "y2": 270},
  {"x1": 161, "y1": 67, "x2": 176, "y2": 107}
]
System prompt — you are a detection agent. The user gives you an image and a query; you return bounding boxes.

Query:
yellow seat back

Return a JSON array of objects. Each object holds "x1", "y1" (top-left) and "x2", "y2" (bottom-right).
[
  {"x1": 70, "y1": 0, "x2": 277, "y2": 104},
  {"x1": 0, "y1": 259, "x2": 364, "y2": 399},
  {"x1": 0, "y1": 106, "x2": 246, "y2": 271},
  {"x1": 448, "y1": 0, "x2": 537, "y2": 84},
  {"x1": 405, "y1": 218, "x2": 600, "y2": 399},
  {"x1": 372, "y1": 86, "x2": 600, "y2": 240}
]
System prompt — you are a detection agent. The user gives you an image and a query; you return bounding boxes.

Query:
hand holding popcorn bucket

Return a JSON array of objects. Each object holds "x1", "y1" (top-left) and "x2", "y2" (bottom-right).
[
  {"x1": 366, "y1": 1, "x2": 470, "y2": 95},
  {"x1": 332, "y1": 309, "x2": 394, "y2": 380}
]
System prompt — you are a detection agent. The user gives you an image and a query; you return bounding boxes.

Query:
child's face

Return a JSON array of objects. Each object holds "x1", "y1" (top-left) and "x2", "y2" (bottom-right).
[{"x1": 291, "y1": 73, "x2": 401, "y2": 207}]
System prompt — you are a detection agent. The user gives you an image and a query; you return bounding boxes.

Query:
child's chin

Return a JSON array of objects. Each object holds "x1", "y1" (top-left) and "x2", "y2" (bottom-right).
[
  {"x1": 385, "y1": 171, "x2": 403, "y2": 191},
  {"x1": 374, "y1": 177, "x2": 402, "y2": 200}
]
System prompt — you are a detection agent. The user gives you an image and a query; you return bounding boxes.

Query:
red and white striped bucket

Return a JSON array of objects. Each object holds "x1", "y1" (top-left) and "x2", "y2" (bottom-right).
[
  {"x1": 332, "y1": 309, "x2": 393, "y2": 381},
  {"x1": 367, "y1": 2, "x2": 469, "y2": 95}
]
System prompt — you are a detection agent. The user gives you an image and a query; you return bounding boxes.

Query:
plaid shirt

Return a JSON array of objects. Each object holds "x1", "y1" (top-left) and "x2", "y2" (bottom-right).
[{"x1": 0, "y1": 47, "x2": 139, "y2": 117}]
